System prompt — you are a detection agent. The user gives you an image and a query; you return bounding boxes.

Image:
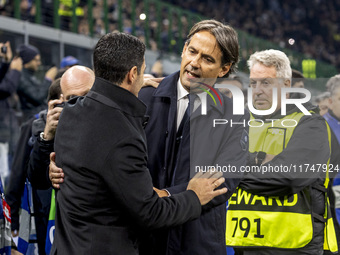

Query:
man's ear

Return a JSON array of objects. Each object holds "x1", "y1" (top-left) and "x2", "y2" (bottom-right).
[
  {"x1": 328, "y1": 96, "x2": 333, "y2": 106},
  {"x1": 127, "y1": 66, "x2": 138, "y2": 85},
  {"x1": 218, "y1": 63, "x2": 231, "y2": 78},
  {"x1": 284, "y1": 79, "x2": 291, "y2": 88},
  {"x1": 284, "y1": 79, "x2": 291, "y2": 98}
]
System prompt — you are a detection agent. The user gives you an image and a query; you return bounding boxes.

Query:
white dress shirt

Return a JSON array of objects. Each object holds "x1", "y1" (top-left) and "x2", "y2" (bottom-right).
[{"x1": 176, "y1": 80, "x2": 189, "y2": 130}]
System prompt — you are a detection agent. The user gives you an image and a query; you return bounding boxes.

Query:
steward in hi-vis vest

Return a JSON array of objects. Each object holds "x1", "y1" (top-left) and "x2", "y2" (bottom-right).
[
  {"x1": 226, "y1": 49, "x2": 338, "y2": 255},
  {"x1": 58, "y1": 0, "x2": 84, "y2": 17},
  {"x1": 58, "y1": 0, "x2": 84, "y2": 30}
]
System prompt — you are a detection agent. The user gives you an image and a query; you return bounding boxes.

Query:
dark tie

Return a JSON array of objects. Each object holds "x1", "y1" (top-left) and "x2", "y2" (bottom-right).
[
  {"x1": 177, "y1": 96, "x2": 190, "y2": 137},
  {"x1": 169, "y1": 97, "x2": 190, "y2": 184}
]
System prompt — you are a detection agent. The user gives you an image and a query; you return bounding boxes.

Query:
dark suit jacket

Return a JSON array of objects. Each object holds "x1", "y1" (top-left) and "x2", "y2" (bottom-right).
[
  {"x1": 52, "y1": 77, "x2": 201, "y2": 255},
  {"x1": 138, "y1": 71, "x2": 249, "y2": 255}
]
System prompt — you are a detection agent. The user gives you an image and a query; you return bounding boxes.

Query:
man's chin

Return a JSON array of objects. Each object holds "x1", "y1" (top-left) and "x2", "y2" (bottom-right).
[
  {"x1": 180, "y1": 80, "x2": 198, "y2": 92},
  {"x1": 254, "y1": 104, "x2": 270, "y2": 111}
]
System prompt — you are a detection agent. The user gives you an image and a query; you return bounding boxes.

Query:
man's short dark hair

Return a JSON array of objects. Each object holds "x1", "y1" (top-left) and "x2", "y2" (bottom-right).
[
  {"x1": 186, "y1": 20, "x2": 239, "y2": 77},
  {"x1": 93, "y1": 32, "x2": 145, "y2": 85},
  {"x1": 47, "y1": 78, "x2": 62, "y2": 101}
]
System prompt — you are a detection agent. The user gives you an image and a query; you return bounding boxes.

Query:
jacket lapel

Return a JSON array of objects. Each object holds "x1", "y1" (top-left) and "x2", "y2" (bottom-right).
[{"x1": 153, "y1": 72, "x2": 180, "y2": 185}]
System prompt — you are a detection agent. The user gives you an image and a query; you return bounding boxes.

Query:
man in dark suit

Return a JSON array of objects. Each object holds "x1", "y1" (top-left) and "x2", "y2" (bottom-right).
[
  {"x1": 51, "y1": 32, "x2": 227, "y2": 255},
  {"x1": 50, "y1": 20, "x2": 249, "y2": 255},
  {"x1": 138, "y1": 20, "x2": 249, "y2": 255}
]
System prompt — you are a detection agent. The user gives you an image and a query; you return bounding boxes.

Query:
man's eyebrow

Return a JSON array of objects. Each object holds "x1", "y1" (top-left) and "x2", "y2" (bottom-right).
[
  {"x1": 202, "y1": 53, "x2": 216, "y2": 62},
  {"x1": 188, "y1": 46, "x2": 216, "y2": 62},
  {"x1": 188, "y1": 45, "x2": 196, "y2": 51},
  {"x1": 250, "y1": 78, "x2": 271, "y2": 81}
]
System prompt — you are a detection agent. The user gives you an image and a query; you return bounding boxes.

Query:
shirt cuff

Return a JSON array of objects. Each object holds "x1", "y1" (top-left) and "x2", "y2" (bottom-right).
[{"x1": 163, "y1": 189, "x2": 171, "y2": 197}]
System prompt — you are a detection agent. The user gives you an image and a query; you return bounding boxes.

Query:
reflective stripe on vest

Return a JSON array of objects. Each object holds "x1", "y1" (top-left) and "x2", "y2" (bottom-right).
[
  {"x1": 226, "y1": 186, "x2": 313, "y2": 248},
  {"x1": 226, "y1": 112, "x2": 338, "y2": 252}
]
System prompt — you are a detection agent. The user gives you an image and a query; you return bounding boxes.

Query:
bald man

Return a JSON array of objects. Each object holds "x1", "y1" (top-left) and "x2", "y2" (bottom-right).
[
  {"x1": 31, "y1": 64, "x2": 162, "y2": 190},
  {"x1": 59, "y1": 66, "x2": 94, "y2": 101},
  {"x1": 27, "y1": 66, "x2": 95, "y2": 189}
]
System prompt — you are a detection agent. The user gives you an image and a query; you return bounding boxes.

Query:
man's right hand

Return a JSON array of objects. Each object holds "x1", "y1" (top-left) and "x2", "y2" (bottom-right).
[
  {"x1": 43, "y1": 98, "x2": 64, "y2": 141},
  {"x1": 49, "y1": 153, "x2": 228, "y2": 201},
  {"x1": 187, "y1": 171, "x2": 227, "y2": 205},
  {"x1": 49, "y1": 152, "x2": 64, "y2": 189}
]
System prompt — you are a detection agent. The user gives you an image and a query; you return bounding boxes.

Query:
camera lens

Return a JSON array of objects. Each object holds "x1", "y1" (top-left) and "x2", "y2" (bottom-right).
[{"x1": 1, "y1": 46, "x2": 7, "y2": 54}]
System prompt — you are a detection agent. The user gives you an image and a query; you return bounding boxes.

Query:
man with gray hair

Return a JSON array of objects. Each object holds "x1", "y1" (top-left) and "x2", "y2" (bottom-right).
[
  {"x1": 324, "y1": 76, "x2": 340, "y2": 248},
  {"x1": 314, "y1": 91, "x2": 331, "y2": 116},
  {"x1": 326, "y1": 74, "x2": 340, "y2": 92},
  {"x1": 226, "y1": 49, "x2": 337, "y2": 254},
  {"x1": 324, "y1": 75, "x2": 340, "y2": 143}
]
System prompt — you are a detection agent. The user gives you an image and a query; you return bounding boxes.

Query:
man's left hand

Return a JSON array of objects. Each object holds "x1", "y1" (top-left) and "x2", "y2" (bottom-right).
[
  {"x1": 142, "y1": 77, "x2": 164, "y2": 88},
  {"x1": 49, "y1": 152, "x2": 64, "y2": 189}
]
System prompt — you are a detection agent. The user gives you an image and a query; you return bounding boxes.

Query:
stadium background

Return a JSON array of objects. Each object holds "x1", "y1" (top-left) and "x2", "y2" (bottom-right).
[{"x1": 0, "y1": 0, "x2": 339, "y2": 92}]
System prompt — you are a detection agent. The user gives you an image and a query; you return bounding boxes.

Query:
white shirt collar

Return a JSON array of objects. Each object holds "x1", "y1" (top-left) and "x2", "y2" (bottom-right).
[
  {"x1": 177, "y1": 79, "x2": 188, "y2": 101},
  {"x1": 177, "y1": 79, "x2": 207, "y2": 100}
]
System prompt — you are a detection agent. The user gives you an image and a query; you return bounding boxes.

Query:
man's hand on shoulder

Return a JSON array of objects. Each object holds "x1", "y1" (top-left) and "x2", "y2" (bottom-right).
[
  {"x1": 49, "y1": 152, "x2": 64, "y2": 189},
  {"x1": 187, "y1": 170, "x2": 227, "y2": 205},
  {"x1": 142, "y1": 77, "x2": 164, "y2": 88}
]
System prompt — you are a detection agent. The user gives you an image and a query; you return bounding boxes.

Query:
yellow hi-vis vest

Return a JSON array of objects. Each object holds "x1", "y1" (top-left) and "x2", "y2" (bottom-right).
[
  {"x1": 58, "y1": 0, "x2": 84, "y2": 17},
  {"x1": 226, "y1": 112, "x2": 338, "y2": 252}
]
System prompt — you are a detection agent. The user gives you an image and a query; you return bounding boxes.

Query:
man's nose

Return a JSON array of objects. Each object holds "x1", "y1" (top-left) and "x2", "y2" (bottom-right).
[
  {"x1": 190, "y1": 55, "x2": 200, "y2": 69},
  {"x1": 252, "y1": 83, "x2": 263, "y2": 95}
]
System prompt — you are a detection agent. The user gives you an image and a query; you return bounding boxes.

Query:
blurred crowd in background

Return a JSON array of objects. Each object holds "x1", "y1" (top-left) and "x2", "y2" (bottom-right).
[
  {"x1": 1, "y1": 38, "x2": 339, "y2": 254},
  {"x1": 171, "y1": 0, "x2": 340, "y2": 70},
  {"x1": 0, "y1": 0, "x2": 340, "y2": 70},
  {"x1": 1, "y1": 0, "x2": 340, "y2": 253}
]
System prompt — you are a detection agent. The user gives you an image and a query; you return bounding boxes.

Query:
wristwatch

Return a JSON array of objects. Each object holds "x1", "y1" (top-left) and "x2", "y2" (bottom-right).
[{"x1": 39, "y1": 132, "x2": 48, "y2": 142}]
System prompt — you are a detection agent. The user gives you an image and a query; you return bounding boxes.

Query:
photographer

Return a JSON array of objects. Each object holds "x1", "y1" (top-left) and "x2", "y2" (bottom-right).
[
  {"x1": 16, "y1": 44, "x2": 58, "y2": 122},
  {"x1": 0, "y1": 41, "x2": 23, "y2": 254},
  {"x1": 6, "y1": 78, "x2": 64, "y2": 255},
  {"x1": 0, "y1": 41, "x2": 23, "y2": 185}
]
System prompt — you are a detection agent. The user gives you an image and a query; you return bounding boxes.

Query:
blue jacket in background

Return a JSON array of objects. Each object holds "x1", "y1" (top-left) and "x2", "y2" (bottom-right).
[{"x1": 325, "y1": 110, "x2": 340, "y2": 225}]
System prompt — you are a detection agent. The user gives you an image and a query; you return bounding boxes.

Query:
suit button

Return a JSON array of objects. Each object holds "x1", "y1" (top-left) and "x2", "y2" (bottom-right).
[{"x1": 165, "y1": 130, "x2": 169, "y2": 137}]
